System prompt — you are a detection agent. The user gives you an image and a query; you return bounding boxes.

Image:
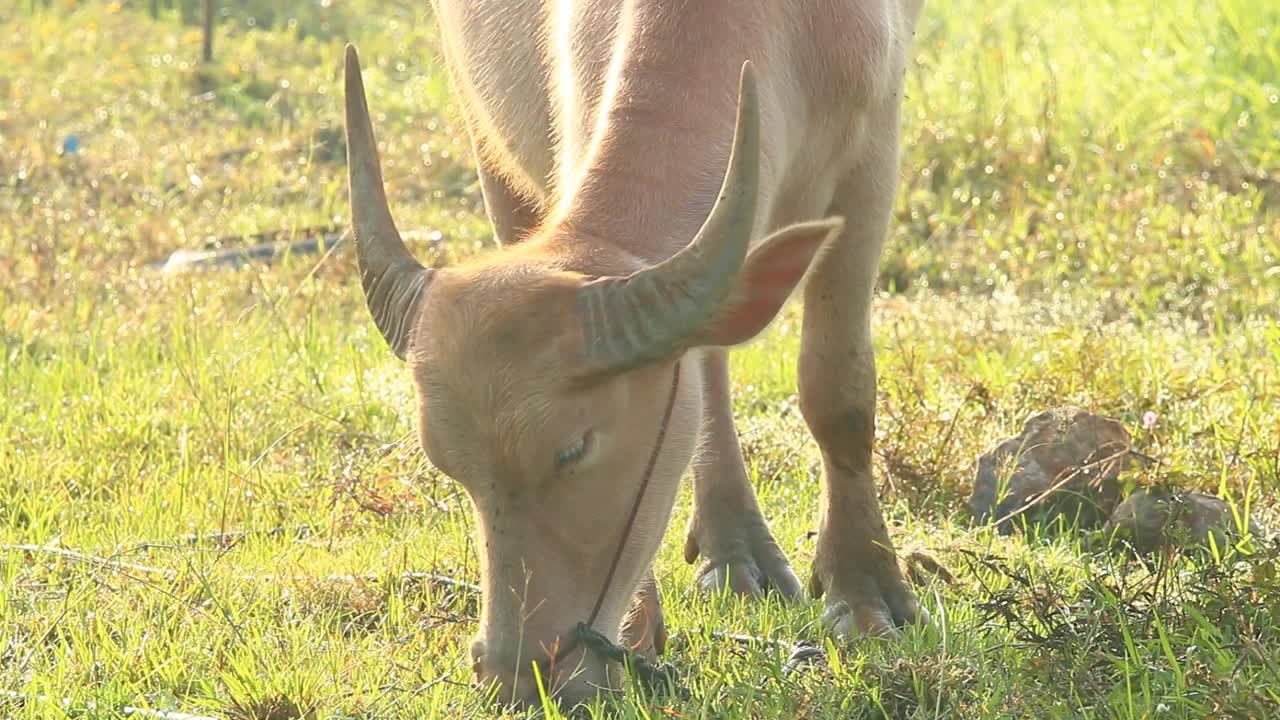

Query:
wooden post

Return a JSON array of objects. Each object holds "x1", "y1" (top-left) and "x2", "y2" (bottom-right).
[{"x1": 201, "y1": 0, "x2": 214, "y2": 63}]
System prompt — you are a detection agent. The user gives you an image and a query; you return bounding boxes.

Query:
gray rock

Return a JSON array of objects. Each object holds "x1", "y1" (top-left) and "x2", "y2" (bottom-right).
[
  {"x1": 1104, "y1": 487, "x2": 1266, "y2": 555},
  {"x1": 970, "y1": 407, "x2": 1134, "y2": 533}
]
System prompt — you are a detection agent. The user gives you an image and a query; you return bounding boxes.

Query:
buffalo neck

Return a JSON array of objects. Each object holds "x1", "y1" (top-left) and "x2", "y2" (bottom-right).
[{"x1": 553, "y1": 0, "x2": 762, "y2": 269}]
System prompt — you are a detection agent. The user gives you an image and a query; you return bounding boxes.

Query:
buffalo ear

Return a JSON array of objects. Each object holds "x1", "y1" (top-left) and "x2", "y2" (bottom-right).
[{"x1": 693, "y1": 218, "x2": 843, "y2": 347}]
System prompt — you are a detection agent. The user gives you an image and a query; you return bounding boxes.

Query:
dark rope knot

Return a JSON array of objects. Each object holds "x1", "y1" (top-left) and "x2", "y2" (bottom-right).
[{"x1": 573, "y1": 623, "x2": 682, "y2": 694}]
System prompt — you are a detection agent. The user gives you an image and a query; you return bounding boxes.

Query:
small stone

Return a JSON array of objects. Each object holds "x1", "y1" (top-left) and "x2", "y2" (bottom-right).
[
  {"x1": 970, "y1": 407, "x2": 1134, "y2": 533},
  {"x1": 1104, "y1": 488, "x2": 1265, "y2": 555}
]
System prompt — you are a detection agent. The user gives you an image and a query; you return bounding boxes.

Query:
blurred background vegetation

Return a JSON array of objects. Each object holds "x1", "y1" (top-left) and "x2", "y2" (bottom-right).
[{"x1": 3, "y1": 0, "x2": 1276, "y2": 318}]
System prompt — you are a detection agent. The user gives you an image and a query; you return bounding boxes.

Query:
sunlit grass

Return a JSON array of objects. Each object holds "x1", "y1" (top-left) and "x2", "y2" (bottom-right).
[{"x1": 1, "y1": 1, "x2": 1278, "y2": 718}]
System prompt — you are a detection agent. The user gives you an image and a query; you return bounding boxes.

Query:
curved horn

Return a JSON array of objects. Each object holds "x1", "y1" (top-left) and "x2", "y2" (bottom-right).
[
  {"x1": 345, "y1": 44, "x2": 431, "y2": 360},
  {"x1": 577, "y1": 61, "x2": 761, "y2": 371}
]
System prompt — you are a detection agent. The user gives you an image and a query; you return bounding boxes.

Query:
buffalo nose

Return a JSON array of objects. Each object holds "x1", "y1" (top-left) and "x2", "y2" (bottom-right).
[{"x1": 470, "y1": 634, "x2": 605, "y2": 707}]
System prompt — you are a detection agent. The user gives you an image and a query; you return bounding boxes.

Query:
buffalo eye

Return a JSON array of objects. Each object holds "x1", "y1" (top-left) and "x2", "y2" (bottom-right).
[{"x1": 555, "y1": 431, "x2": 593, "y2": 468}]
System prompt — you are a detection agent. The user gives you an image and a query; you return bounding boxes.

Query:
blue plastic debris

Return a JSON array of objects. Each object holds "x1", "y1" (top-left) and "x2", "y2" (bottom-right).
[
  {"x1": 148, "y1": 227, "x2": 442, "y2": 273},
  {"x1": 152, "y1": 232, "x2": 345, "y2": 272}
]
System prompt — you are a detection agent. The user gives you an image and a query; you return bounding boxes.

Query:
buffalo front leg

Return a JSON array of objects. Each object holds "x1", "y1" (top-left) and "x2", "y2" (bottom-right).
[
  {"x1": 799, "y1": 111, "x2": 924, "y2": 637},
  {"x1": 619, "y1": 567, "x2": 666, "y2": 660},
  {"x1": 467, "y1": 132, "x2": 543, "y2": 247},
  {"x1": 683, "y1": 349, "x2": 803, "y2": 599}
]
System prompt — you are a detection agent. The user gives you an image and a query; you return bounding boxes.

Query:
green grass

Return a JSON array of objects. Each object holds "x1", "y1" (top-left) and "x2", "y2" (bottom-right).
[{"x1": 1, "y1": 0, "x2": 1278, "y2": 717}]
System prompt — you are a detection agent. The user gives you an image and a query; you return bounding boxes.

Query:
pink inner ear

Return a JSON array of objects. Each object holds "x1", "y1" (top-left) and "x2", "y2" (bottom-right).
[{"x1": 699, "y1": 224, "x2": 834, "y2": 347}]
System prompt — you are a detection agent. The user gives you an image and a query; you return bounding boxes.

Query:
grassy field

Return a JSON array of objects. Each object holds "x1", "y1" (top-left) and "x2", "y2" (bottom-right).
[{"x1": 2, "y1": 0, "x2": 1279, "y2": 717}]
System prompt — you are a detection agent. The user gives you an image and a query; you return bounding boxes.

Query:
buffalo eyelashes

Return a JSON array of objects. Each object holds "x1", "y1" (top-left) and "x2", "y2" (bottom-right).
[{"x1": 555, "y1": 431, "x2": 592, "y2": 467}]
